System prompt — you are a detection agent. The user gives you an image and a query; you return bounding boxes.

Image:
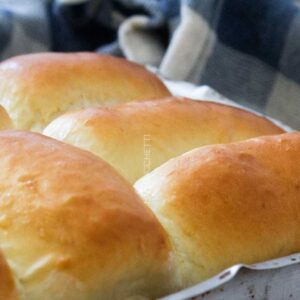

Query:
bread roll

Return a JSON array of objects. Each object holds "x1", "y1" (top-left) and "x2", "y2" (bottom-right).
[
  {"x1": 0, "y1": 105, "x2": 13, "y2": 130},
  {"x1": 135, "y1": 132, "x2": 300, "y2": 288},
  {"x1": 44, "y1": 97, "x2": 284, "y2": 183},
  {"x1": 0, "y1": 131, "x2": 175, "y2": 300},
  {"x1": 0, "y1": 250, "x2": 17, "y2": 300},
  {"x1": 0, "y1": 53, "x2": 170, "y2": 131}
]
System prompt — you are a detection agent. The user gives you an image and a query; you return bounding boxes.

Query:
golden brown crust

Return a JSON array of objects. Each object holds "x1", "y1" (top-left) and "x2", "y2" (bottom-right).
[
  {"x1": 44, "y1": 97, "x2": 284, "y2": 183},
  {"x1": 0, "y1": 53, "x2": 170, "y2": 131},
  {"x1": 135, "y1": 132, "x2": 300, "y2": 288},
  {"x1": 0, "y1": 131, "x2": 174, "y2": 299},
  {"x1": 0, "y1": 249, "x2": 18, "y2": 300},
  {"x1": 0, "y1": 105, "x2": 13, "y2": 130}
]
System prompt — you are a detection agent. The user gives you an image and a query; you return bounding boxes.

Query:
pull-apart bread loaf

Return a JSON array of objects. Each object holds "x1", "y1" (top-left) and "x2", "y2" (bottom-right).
[
  {"x1": 0, "y1": 53, "x2": 170, "y2": 131},
  {"x1": 44, "y1": 97, "x2": 284, "y2": 183},
  {"x1": 0, "y1": 105, "x2": 13, "y2": 130},
  {"x1": 135, "y1": 132, "x2": 300, "y2": 289},
  {"x1": 0, "y1": 131, "x2": 175, "y2": 300}
]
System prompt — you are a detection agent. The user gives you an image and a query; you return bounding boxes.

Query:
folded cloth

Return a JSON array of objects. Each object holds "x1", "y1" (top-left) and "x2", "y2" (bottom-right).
[{"x1": 0, "y1": 0, "x2": 299, "y2": 129}]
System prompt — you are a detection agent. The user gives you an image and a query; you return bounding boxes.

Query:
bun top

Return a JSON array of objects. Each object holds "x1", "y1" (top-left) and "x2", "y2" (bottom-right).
[
  {"x1": 44, "y1": 97, "x2": 284, "y2": 183},
  {"x1": 0, "y1": 131, "x2": 174, "y2": 300},
  {"x1": 0, "y1": 53, "x2": 170, "y2": 131},
  {"x1": 135, "y1": 132, "x2": 300, "y2": 287},
  {"x1": 0, "y1": 105, "x2": 13, "y2": 130}
]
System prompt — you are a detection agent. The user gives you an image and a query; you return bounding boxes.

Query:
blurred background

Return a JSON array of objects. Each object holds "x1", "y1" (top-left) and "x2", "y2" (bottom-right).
[{"x1": 0, "y1": 0, "x2": 299, "y2": 128}]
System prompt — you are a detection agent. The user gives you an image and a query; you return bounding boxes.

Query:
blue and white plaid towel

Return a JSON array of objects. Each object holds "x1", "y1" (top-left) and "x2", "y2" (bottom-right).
[{"x1": 0, "y1": 0, "x2": 300, "y2": 128}]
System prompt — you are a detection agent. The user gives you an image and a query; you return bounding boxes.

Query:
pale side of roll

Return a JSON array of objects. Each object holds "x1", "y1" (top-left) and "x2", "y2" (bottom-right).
[
  {"x1": 0, "y1": 105, "x2": 13, "y2": 130},
  {"x1": 0, "y1": 53, "x2": 170, "y2": 131},
  {"x1": 135, "y1": 132, "x2": 300, "y2": 288},
  {"x1": 44, "y1": 97, "x2": 284, "y2": 183},
  {"x1": 0, "y1": 131, "x2": 176, "y2": 300}
]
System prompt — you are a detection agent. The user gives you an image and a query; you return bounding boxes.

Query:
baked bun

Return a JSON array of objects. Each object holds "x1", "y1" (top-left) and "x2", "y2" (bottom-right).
[
  {"x1": 135, "y1": 132, "x2": 300, "y2": 288},
  {"x1": 44, "y1": 97, "x2": 284, "y2": 183},
  {"x1": 0, "y1": 53, "x2": 170, "y2": 131},
  {"x1": 0, "y1": 105, "x2": 13, "y2": 130},
  {"x1": 0, "y1": 250, "x2": 17, "y2": 300},
  {"x1": 0, "y1": 131, "x2": 175, "y2": 300}
]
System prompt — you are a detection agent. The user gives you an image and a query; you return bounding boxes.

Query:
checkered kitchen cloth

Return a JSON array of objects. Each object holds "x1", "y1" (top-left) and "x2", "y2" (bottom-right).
[{"x1": 0, "y1": 0, "x2": 300, "y2": 129}]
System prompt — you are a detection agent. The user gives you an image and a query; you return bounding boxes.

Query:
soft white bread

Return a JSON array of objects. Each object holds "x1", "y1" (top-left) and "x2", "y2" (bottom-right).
[
  {"x1": 135, "y1": 132, "x2": 300, "y2": 288},
  {"x1": 0, "y1": 131, "x2": 175, "y2": 300},
  {"x1": 44, "y1": 97, "x2": 284, "y2": 183},
  {"x1": 0, "y1": 53, "x2": 170, "y2": 131},
  {"x1": 0, "y1": 105, "x2": 13, "y2": 130}
]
